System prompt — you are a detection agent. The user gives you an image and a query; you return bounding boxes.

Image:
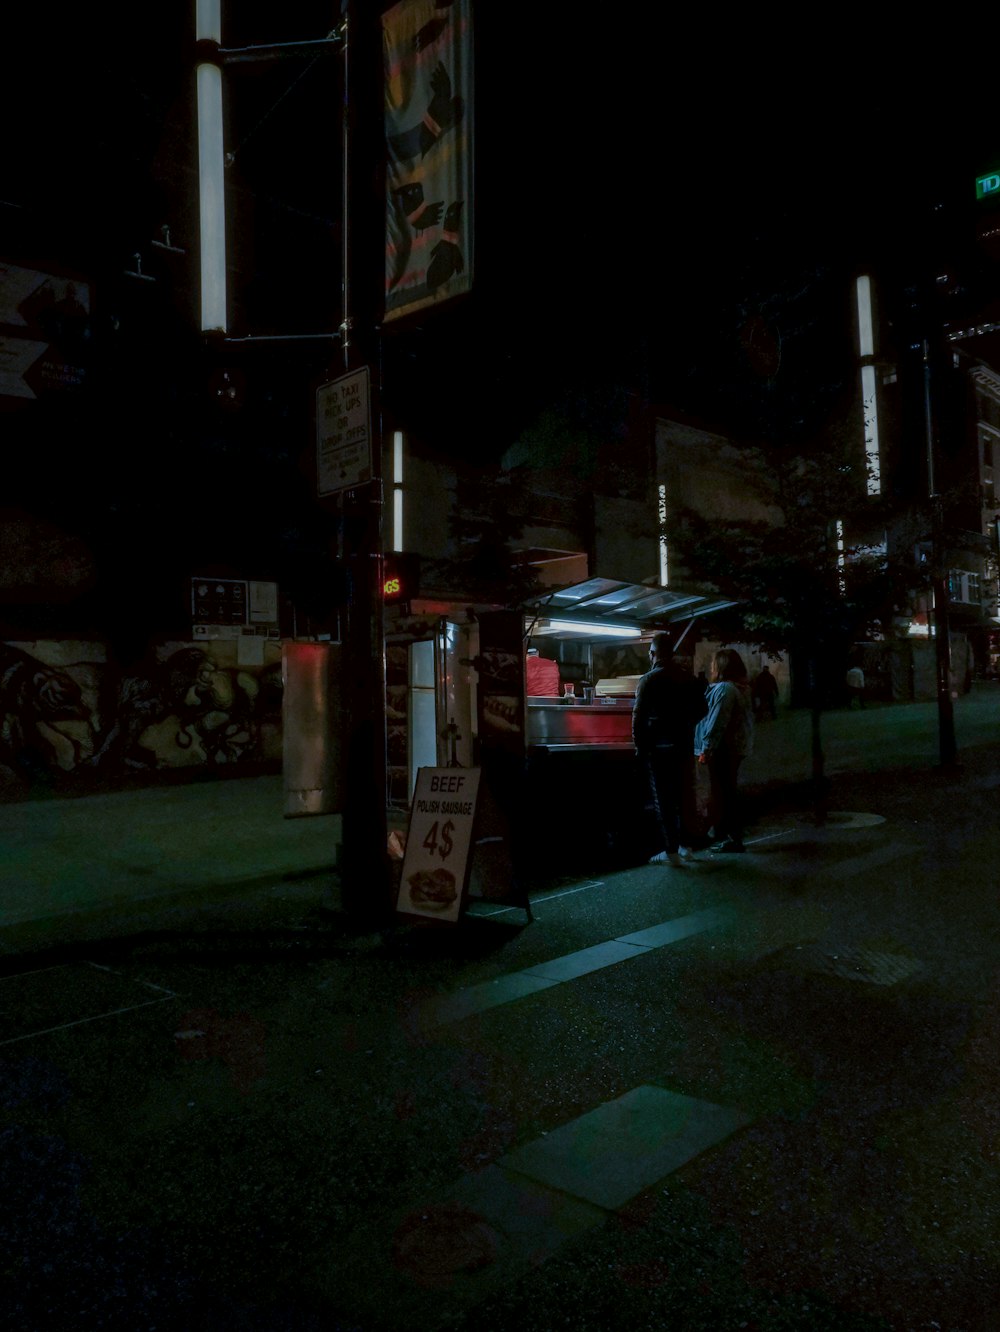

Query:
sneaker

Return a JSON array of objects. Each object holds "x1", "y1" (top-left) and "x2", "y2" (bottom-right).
[
  {"x1": 716, "y1": 839, "x2": 746, "y2": 853},
  {"x1": 648, "y1": 851, "x2": 684, "y2": 867}
]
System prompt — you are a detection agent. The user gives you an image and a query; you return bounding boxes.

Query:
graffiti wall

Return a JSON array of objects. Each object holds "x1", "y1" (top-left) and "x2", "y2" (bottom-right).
[{"x1": 0, "y1": 638, "x2": 283, "y2": 799}]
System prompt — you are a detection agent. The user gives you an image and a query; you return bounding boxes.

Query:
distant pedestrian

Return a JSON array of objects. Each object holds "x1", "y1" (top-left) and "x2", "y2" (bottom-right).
[
  {"x1": 846, "y1": 663, "x2": 865, "y2": 709},
  {"x1": 633, "y1": 633, "x2": 707, "y2": 867},
  {"x1": 695, "y1": 648, "x2": 754, "y2": 853},
  {"x1": 751, "y1": 664, "x2": 779, "y2": 720}
]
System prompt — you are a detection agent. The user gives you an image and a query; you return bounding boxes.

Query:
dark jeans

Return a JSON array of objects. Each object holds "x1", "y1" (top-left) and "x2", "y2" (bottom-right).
[
  {"x1": 644, "y1": 746, "x2": 695, "y2": 855},
  {"x1": 707, "y1": 747, "x2": 743, "y2": 844}
]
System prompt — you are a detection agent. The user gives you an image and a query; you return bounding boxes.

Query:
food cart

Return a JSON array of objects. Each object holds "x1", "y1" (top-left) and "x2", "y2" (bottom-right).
[{"x1": 385, "y1": 578, "x2": 736, "y2": 873}]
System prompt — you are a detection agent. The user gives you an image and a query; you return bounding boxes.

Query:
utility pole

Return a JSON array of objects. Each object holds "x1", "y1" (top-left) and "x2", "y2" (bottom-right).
[
  {"x1": 336, "y1": 0, "x2": 391, "y2": 924},
  {"x1": 195, "y1": 0, "x2": 389, "y2": 921}
]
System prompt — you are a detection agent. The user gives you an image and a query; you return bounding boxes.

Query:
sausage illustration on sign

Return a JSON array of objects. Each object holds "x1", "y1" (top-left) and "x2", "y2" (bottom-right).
[{"x1": 407, "y1": 867, "x2": 457, "y2": 911}]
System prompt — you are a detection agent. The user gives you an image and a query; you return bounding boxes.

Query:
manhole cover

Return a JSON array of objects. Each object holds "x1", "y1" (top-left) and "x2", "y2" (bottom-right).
[{"x1": 796, "y1": 944, "x2": 923, "y2": 986}]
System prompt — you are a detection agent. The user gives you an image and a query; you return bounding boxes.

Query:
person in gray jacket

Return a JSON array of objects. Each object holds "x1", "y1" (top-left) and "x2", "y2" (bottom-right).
[{"x1": 695, "y1": 648, "x2": 754, "y2": 852}]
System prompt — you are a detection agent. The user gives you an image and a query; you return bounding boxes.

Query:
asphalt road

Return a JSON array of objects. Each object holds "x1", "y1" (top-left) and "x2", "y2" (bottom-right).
[{"x1": 2, "y1": 691, "x2": 1000, "y2": 1329}]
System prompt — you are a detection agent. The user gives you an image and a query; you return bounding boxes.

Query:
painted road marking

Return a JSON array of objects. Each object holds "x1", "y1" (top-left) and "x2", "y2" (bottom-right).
[
  {"x1": 521, "y1": 939, "x2": 648, "y2": 983},
  {"x1": 428, "y1": 972, "x2": 561, "y2": 1026},
  {"x1": 500, "y1": 1084, "x2": 750, "y2": 1211},
  {"x1": 421, "y1": 908, "x2": 731, "y2": 1028},
  {"x1": 616, "y1": 906, "x2": 734, "y2": 949}
]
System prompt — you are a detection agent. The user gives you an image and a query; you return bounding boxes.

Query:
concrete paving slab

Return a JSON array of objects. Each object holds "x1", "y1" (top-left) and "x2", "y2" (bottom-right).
[{"x1": 499, "y1": 1084, "x2": 751, "y2": 1211}]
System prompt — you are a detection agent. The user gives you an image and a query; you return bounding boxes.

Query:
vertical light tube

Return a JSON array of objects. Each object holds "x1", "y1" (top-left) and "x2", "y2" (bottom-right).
[
  {"x1": 657, "y1": 483, "x2": 669, "y2": 586},
  {"x1": 856, "y1": 276, "x2": 880, "y2": 496},
  {"x1": 855, "y1": 275, "x2": 875, "y2": 357},
  {"x1": 835, "y1": 518, "x2": 846, "y2": 594},
  {"x1": 392, "y1": 430, "x2": 404, "y2": 552},
  {"x1": 197, "y1": 59, "x2": 227, "y2": 332},
  {"x1": 196, "y1": 0, "x2": 221, "y2": 42},
  {"x1": 861, "y1": 363, "x2": 881, "y2": 495}
]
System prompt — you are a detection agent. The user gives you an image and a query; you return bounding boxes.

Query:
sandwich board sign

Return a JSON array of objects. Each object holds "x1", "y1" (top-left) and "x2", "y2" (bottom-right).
[{"x1": 396, "y1": 767, "x2": 482, "y2": 923}]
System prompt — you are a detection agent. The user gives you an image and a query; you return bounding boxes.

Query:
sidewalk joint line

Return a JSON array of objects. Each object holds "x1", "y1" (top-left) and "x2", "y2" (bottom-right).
[
  {"x1": 745, "y1": 829, "x2": 796, "y2": 846},
  {"x1": 471, "y1": 880, "x2": 605, "y2": 917},
  {"x1": 0, "y1": 996, "x2": 174, "y2": 1047},
  {"x1": 0, "y1": 962, "x2": 73, "y2": 982},
  {"x1": 85, "y1": 959, "x2": 178, "y2": 996}
]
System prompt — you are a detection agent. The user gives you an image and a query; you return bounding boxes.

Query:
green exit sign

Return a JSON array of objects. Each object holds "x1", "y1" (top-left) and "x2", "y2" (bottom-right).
[{"x1": 976, "y1": 171, "x2": 1000, "y2": 201}]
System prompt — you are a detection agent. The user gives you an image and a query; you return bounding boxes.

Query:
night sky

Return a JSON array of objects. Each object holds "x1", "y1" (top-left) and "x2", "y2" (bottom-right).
[
  {"x1": 3, "y1": 5, "x2": 998, "y2": 637},
  {"x1": 5, "y1": 8, "x2": 994, "y2": 403}
]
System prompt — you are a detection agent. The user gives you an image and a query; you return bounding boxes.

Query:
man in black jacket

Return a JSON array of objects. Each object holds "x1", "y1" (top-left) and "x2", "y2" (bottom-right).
[{"x1": 632, "y1": 632, "x2": 707, "y2": 867}]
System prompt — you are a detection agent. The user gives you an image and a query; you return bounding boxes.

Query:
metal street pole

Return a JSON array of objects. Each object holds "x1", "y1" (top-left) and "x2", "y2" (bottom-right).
[
  {"x1": 336, "y1": 0, "x2": 390, "y2": 924},
  {"x1": 922, "y1": 337, "x2": 958, "y2": 767},
  {"x1": 194, "y1": 4, "x2": 385, "y2": 909}
]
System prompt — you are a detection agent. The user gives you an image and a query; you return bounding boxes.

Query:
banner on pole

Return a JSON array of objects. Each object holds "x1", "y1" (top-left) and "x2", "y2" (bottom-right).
[{"x1": 383, "y1": 0, "x2": 473, "y2": 322}]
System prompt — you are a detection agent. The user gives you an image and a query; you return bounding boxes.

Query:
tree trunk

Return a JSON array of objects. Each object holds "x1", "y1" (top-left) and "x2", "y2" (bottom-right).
[{"x1": 808, "y1": 656, "x2": 828, "y2": 826}]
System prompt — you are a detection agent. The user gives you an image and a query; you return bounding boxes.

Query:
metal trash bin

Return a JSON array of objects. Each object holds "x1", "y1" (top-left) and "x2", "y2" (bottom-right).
[{"x1": 281, "y1": 641, "x2": 345, "y2": 817}]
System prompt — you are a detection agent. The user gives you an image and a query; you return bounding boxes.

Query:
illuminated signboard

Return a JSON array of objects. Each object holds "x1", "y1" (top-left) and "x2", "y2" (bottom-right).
[
  {"x1": 976, "y1": 171, "x2": 1000, "y2": 202},
  {"x1": 383, "y1": 552, "x2": 419, "y2": 605}
]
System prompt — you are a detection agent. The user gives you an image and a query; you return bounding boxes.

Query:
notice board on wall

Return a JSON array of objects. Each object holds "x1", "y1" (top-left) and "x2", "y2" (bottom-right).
[{"x1": 191, "y1": 577, "x2": 279, "y2": 640}]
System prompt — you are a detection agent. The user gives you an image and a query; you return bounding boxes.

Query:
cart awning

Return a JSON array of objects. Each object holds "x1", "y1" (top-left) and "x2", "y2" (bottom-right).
[{"x1": 522, "y1": 578, "x2": 738, "y2": 636}]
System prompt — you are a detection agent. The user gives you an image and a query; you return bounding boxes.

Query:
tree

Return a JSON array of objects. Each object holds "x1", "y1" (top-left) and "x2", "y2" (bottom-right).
[{"x1": 672, "y1": 430, "x2": 924, "y2": 817}]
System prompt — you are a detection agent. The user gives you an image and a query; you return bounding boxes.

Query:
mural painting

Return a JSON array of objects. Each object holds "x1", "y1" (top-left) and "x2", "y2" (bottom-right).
[{"x1": 0, "y1": 640, "x2": 283, "y2": 798}]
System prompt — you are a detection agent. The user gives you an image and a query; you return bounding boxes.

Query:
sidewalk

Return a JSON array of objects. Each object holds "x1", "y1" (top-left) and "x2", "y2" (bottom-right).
[
  {"x1": 1, "y1": 685, "x2": 996, "y2": 956},
  {"x1": 0, "y1": 775, "x2": 340, "y2": 954},
  {"x1": 1, "y1": 697, "x2": 999, "y2": 1328},
  {"x1": 744, "y1": 680, "x2": 1000, "y2": 787}
]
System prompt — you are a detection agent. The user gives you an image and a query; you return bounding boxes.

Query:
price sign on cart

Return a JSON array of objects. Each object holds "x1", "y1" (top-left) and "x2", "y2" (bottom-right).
[{"x1": 396, "y1": 768, "x2": 482, "y2": 923}]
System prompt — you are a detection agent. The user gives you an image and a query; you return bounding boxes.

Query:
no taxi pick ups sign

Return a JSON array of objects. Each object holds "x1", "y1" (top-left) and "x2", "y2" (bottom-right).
[
  {"x1": 397, "y1": 768, "x2": 482, "y2": 924},
  {"x1": 316, "y1": 366, "x2": 372, "y2": 497}
]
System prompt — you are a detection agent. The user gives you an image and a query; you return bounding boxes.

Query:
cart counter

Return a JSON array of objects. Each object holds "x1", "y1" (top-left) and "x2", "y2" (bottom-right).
[{"x1": 526, "y1": 698, "x2": 635, "y2": 751}]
